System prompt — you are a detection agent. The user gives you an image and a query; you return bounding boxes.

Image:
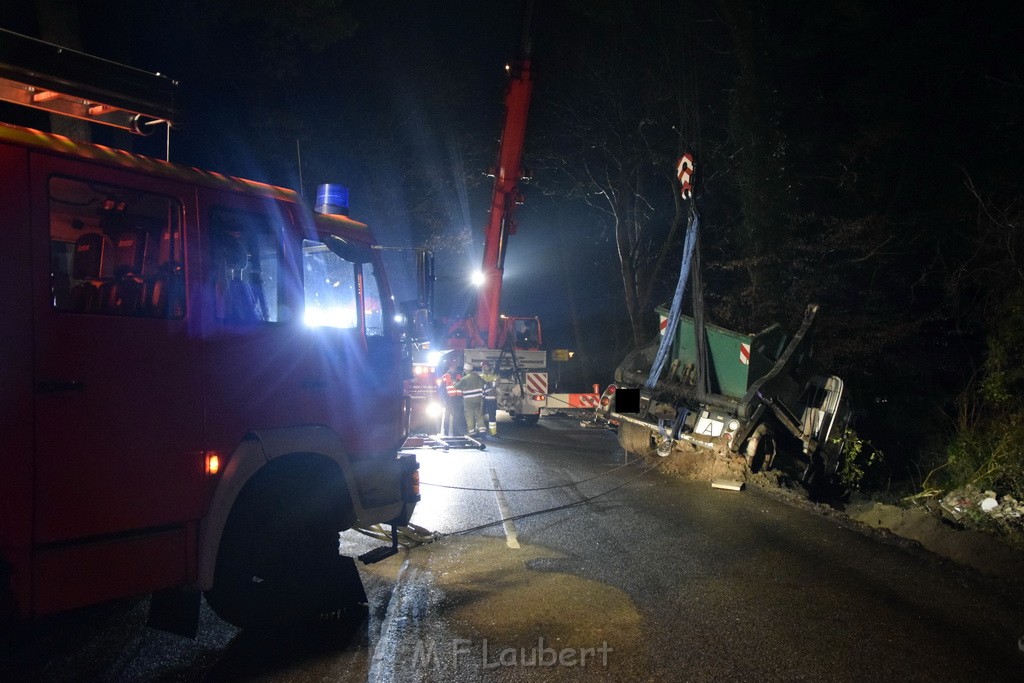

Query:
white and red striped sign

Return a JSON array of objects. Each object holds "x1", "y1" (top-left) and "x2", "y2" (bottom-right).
[
  {"x1": 526, "y1": 372, "x2": 548, "y2": 396},
  {"x1": 547, "y1": 393, "x2": 601, "y2": 409},
  {"x1": 568, "y1": 393, "x2": 599, "y2": 408},
  {"x1": 676, "y1": 153, "x2": 695, "y2": 200},
  {"x1": 659, "y1": 315, "x2": 668, "y2": 335},
  {"x1": 740, "y1": 342, "x2": 751, "y2": 366}
]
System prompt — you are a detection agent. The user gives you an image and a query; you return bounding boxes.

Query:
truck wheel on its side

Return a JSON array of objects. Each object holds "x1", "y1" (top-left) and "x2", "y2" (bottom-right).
[
  {"x1": 801, "y1": 455, "x2": 845, "y2": 503},
  {"x1": 205, "y1": 456, "x2": 362, "y2": 630},
  {"x1": 745, "y1": 428, "x2": 776, "y2": 473},
  {"x1": 618, "y1": 421, "x2": 652, "y2": 456}
]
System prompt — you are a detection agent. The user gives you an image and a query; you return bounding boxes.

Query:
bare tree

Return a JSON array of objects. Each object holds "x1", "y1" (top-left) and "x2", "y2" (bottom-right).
[{"x1": 533, "y1": 1, "x2": 715, "y2": 347}]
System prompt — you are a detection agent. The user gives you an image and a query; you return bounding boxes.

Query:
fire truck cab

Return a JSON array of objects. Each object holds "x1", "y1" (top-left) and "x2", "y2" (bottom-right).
[{"x1": 0, "y1": 122, "x2": 419, "y2": 632}]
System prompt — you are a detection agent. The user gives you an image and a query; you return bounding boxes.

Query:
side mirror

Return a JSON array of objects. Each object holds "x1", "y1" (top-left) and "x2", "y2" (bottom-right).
[
  {"x1": 324, "y1": 235, "x2": 373, "y2": 264},
  {"x1": 398, "y1": 300, "x2": 436, "y2": 343}
]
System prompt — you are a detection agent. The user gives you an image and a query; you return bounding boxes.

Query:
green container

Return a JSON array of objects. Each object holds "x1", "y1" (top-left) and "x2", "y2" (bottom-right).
[{"x1": 655, "y1": 306, "x2": 789, "y2": 399}]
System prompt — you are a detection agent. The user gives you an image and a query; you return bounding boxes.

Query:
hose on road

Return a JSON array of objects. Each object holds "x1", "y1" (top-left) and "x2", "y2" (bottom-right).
[
  {"x1": 419, "y1": 457, "x2": 642, "y2": 492},
  {"x1": 367, "y1": 443, "x2": 663, "y2": 547},
  {"x1": 441, "y1": 455, "x2": 663, "y2": 538}
]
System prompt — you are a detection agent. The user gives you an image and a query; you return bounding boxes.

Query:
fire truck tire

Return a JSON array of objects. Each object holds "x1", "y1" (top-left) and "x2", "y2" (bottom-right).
[
  {"x1": 521, "y1": 413, "x2": 540, "y2": 425},
  {"x1": 618, "y1": 421, "x2": 651, "y2": 456},
  {"x1": 205, "y1": 455, "x2": 361, "y2": 630}
]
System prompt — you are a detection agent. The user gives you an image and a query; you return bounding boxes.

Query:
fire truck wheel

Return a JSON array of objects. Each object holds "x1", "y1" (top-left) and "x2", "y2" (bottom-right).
[
  {"x1": 205, "y1": 455, "x2": 359, "y2": 630},
  {"x1": 618, "y1": 421, "x2": 651, "y2": 456},
  {"x1": 521, "y1": 413, "x2": 540, "y2": 425}
]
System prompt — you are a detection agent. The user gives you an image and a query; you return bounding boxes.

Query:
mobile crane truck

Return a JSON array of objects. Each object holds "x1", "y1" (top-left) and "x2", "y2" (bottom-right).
[
  {"x1": 414, "y1": 0, "x2": 600, "y2": 428},
  {"x1": 449, "y1": 0, "x2": 552, "y2": 425},
  {"x1": 596, "y1": 155, "x2": 855, "y2": 492}
]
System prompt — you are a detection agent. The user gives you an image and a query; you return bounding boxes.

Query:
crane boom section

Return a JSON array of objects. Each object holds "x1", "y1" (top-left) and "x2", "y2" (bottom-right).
[{"x1": 476, "y1": 57, "x2": 534, "y2": 348}]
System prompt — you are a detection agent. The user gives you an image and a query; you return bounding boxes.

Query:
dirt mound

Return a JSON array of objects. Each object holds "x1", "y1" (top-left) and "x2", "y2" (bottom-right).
[{"x1": 656, "y1": 441, "x2": 747, "y2": 482}]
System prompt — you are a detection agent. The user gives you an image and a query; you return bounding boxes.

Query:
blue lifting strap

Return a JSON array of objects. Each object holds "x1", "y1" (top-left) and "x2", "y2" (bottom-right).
[{"x1": 645, "y1": 208, "x2": 700, "y2": 389}]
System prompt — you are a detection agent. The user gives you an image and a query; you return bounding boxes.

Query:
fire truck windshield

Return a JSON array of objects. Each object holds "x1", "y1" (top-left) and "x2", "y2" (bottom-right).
[{"x1": 302, "y1": 238, "x2": 382, "y2": 333}]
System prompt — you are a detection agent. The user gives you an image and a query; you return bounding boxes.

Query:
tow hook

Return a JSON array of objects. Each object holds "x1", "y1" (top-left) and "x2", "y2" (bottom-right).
[
  {"x1": 355, "y1": 522, "x2": 437, "y2": 565},
  {"x1": 358, "y1": 525, "x2": 400, "y2": 565}
]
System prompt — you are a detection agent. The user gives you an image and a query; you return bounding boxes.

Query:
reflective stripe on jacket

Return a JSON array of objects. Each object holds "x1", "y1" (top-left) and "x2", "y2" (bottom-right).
[
  {"x1": 480, "y1": 372, "x2": 498, "y2": 399},
  {"x1": 455, "y1": 371, "x2": 485, "y2": 399},
  {"x1": 440, "y1": 372, "x2": 462, "y2": 397}
]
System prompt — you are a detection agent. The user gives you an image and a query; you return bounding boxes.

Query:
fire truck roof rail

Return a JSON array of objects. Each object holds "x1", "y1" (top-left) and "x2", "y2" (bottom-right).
[{"x1": 0, "y1": 28, "x2": 177, "y2": 133}]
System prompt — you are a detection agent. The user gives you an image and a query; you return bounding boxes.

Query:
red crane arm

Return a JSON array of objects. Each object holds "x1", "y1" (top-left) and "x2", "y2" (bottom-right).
[{"x1": 475, "y1": 56, "x2": 534, "y2": 349}]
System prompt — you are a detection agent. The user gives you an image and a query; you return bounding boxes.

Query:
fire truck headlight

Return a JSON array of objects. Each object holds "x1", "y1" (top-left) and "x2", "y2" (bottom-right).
[
  {"x1": 394, "y1": 313, "x2": 406, "y2": 324},
  {"x1": 470, "y1": 270, "x2": 486, "y2": 287},
  {"x1": 426, "y1": 401, "x2": 443, "y2": 418}
]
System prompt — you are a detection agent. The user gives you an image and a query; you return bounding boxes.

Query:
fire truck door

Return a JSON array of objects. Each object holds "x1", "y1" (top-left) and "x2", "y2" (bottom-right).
[{"x1": 31, "y1": 157, "x2": 205, "y2": 545}]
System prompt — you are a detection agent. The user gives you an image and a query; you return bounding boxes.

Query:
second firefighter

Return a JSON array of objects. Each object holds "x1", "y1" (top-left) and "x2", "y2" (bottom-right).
[{"x1": 455, "y1": 363, "x2": 487, "y2": 437}]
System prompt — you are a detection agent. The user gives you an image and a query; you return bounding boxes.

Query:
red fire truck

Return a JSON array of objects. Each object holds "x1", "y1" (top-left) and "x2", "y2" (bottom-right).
[{"x1": 0, "y1": 32, "x2": 418, "y2": 633}]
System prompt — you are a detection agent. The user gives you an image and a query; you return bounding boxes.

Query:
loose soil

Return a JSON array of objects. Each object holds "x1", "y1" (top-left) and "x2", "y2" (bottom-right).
[
  {"x1": 654, "y1": 441, "x2": 747, "y2": 483},
  {"x1": 841, "y1": 498, "x2": 1024, "y2": 582}
]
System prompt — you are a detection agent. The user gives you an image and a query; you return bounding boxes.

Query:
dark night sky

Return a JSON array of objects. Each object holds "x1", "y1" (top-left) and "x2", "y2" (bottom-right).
[
  {"x1": 5, "y1": 1, "x2": 1022, "y2": 399},
  {"x1": 0, "y1": 2, "x2": 621, "y2": 375}
]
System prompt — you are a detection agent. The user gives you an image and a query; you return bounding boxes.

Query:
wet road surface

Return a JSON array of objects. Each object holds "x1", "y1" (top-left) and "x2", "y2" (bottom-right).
[{"x1": 4, "y1": 416, "x2": 1023, "y2": 681}]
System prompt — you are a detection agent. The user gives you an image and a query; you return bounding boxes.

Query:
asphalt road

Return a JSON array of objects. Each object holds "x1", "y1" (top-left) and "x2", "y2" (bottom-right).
[{"x1": 4, "y1": 416, "x2": 1024, "y2": 681}]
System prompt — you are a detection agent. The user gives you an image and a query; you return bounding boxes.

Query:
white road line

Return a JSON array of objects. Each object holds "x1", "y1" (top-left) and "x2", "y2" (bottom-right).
[{"x1": 489, "y1": 467, "x2": 521, "y2": 549}]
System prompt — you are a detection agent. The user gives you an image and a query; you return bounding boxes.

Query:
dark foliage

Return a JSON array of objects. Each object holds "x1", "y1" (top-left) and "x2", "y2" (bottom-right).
[{"x1": 6, "y1": 0, "x2": 1023, "y2": 490}]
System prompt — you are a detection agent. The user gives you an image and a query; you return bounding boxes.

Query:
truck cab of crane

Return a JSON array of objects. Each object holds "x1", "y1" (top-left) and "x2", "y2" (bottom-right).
[{"x1": 499, "y1": 315, "x2": 542, "y2": 350}]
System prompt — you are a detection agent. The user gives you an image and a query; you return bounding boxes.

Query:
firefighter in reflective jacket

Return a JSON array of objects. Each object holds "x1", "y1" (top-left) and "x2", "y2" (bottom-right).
[
  {"x1": 455, "y1": 362, "x2": 487, "y2": 437},
  {"x1": 480, "y1": 360, "x2": 499, "y2": 436},
  {"x1": 438, "y1": 359, "x2": 465, "y2": 436}
]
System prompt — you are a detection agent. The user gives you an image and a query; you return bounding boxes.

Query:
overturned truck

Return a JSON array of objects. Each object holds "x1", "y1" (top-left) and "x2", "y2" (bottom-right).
[{"x1": 598, "y1": 303, "x2": 854, "y2": 489}]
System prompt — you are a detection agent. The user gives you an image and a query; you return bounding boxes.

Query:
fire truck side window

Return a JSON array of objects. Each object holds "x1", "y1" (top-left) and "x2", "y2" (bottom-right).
[
  {"x1": 48, "y1": 177, "x2": 185, "y2": 318},
  {"x1": 210, "y1": 209, "x2": 281, "y2": 324}
]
